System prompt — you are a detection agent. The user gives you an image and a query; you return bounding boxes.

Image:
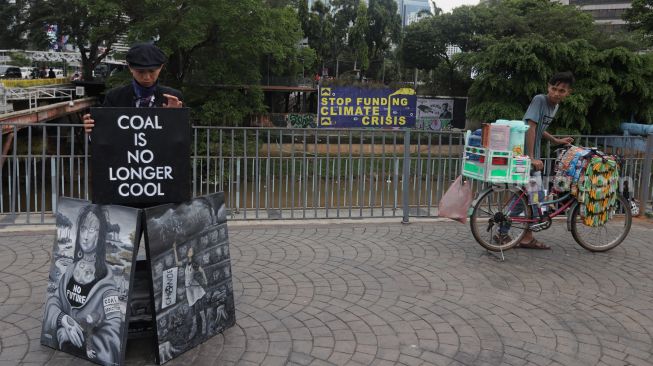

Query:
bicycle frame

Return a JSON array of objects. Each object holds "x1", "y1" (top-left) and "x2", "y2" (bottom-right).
[{"x1": 508, "y1": 190, "x2": 575, "y2": 224}]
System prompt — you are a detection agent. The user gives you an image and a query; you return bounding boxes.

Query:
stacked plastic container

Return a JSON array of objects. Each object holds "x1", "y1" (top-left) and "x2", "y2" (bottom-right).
[
  {"x1": 494, "y1": 119, "x2": 530, "y2": 156},
  {"x1": 462, "y1": 131, "x2": 487, "y2": 180},
  {"x1": 462, "y1": 120, "x2": 531, "y2": 184}
]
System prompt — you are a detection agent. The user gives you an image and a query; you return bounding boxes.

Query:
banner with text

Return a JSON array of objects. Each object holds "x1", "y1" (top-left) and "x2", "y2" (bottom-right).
[
  {"x1": 318, "y1": 87, "x2": 416, "y2": 128},
  {"x1": 90, "y1": 107, "x2": 191, "y2": 206}
]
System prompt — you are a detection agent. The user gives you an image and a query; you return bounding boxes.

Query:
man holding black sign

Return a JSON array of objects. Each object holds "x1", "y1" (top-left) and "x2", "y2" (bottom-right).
[
  {"x1": 83, "y1": 43, "x2": 184, "y2": 133},
  {"x1": 83, "y1": 42, "x2": 190, "y2": 207}
]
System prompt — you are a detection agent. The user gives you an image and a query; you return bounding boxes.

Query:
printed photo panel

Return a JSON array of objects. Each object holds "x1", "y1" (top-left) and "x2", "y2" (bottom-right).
[
  {"x1": 41, "y1": 197, "x2": 141, "y2": 366},
  {"x1": 416, "y1": 97, "x2": 454, "y2": 131},
  {"x1": 144, "y1": 192, "x2": 236, "y2": 364}
]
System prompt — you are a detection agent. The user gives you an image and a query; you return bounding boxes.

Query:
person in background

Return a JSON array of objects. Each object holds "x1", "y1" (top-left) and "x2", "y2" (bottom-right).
[
  {"x1": 313, "y1": 72, "x2": 321, "y2": 87},
  {"x1": 48, "y1": 68, "x2": 56, "y2": 78},
  {"x1": 82, "y1": 43, "x2": 184, "y2": 134}
]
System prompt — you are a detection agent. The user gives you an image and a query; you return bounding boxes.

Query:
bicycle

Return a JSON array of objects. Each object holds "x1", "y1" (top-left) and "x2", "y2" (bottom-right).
[{"x1": 468, "y1": 149, "x2": 632, "y2": 253}]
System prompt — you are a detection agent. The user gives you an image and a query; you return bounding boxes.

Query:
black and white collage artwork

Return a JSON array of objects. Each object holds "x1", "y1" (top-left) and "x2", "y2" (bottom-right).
[
  {"x1": 41, "y1": 197, "x2": 141, "y2": 366},
  {"x1": 144, "y1": 192, "x2": 236, "y2": 364}
]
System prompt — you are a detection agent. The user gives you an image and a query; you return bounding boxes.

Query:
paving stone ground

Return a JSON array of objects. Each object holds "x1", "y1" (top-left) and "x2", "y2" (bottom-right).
[{"x1": 1, "y1": 220, "x2": 652, "y2": 366}]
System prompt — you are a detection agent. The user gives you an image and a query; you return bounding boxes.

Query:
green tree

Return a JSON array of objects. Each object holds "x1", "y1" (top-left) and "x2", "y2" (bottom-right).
[
  {"x1": 298, "y1": 0, "x2": 310, "y2": 34},
  {"x1": 400, "y1": 0, "x2": 652, "y2": 131},
  {"x1": 298, "y1": 0, "x2": 398, "y2": 80},
  {"x1": 0, "y1": 0, "x2": 26, "y2": 49},
  {"x1": 401, "y1": 8, "x2": 477, "y2": 94},
  {"x1": 366, "y1": 0, "x2": 401, "y2": 63},
  {"x1": 402, "y1": 17, "x2": 445, "y2": 71},
  {"x1": 303, "y1": 0, "x2": 336, "y2": 70},
  {"x1": 1, "y1": 0, "x2": 50, "y2": 50},
  {"x1": 127, "y1": 0, "x2": 305, "y2": 124},
  {"x1": 29, "y1": 0, "x2": 139, "y2": 80},
  {"x1": 624, "y1": 0, "x2": 653, "y2": 35},
  {"x1": 352, "y1": 2, "x2": 369, "y2": 76}
]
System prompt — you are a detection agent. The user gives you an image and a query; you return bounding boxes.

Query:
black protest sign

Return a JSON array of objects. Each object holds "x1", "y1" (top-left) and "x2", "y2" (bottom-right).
[
  {"x1": 144, "y1": 192, "x2": 236, "y2": 364},
  {"x1": 90, "y1": 107, "x2": 190, "y2": 206}
]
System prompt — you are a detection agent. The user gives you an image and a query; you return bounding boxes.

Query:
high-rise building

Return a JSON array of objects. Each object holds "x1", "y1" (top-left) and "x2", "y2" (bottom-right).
[
  {"x1": 399, "y1": 0, "x2": 432, "y2": 27},
  {"x1": 556, "y1": 0, "x2": 631, "y2": 33}
]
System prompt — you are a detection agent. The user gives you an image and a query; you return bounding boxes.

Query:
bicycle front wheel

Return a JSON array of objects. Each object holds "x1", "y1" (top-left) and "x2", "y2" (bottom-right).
[
  {"x1": 570, "y1": 195, "x2": 632, "y2": 252},
  {"x1": 470, "y1": 185, "x2": 532, "y2": 252}
]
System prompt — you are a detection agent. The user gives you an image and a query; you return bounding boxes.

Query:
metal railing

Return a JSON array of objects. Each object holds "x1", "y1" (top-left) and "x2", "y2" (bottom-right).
[
  {"x1": 4, "y1": 87, "x2": 75, "y2": 111},
  {"x1": 1, "y1": 123, "x2": 652, "y2": 225}
]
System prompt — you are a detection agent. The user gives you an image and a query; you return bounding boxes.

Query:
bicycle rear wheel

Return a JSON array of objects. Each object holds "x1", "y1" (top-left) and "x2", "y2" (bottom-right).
[
  {"x1": 570, "y1": 195, "x2": 632, "y2": 252},
  {"x1": 470, "y1": 185, "x2": 532, "y2": 252}
]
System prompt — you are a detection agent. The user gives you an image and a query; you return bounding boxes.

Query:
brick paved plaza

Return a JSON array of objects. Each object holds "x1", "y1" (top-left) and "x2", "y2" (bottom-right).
[{"x1": 1, "y1": 219, "x2": 652, "y2": 366}]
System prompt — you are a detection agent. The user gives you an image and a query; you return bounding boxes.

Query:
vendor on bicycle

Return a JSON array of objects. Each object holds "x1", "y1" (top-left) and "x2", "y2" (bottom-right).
[{"x1": 499, "y1": 72, "x2": 575, "y2": 249}]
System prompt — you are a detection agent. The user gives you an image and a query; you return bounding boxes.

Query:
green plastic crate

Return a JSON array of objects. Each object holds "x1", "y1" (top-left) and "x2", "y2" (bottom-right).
[
  {"x1": 509, "y1": 156, "x2": 531, "y2": 184},
  {"x1": 485, "y1": 150, "x2": 512, "y2": 183},
  {"x1": 462, "y1": 145, "x2": 488, "y2": 180}
]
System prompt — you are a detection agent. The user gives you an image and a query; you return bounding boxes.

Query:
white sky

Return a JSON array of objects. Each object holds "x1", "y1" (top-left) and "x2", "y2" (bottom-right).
[{"x1": 433, "y1": 0, "x2": 480, "y2": 13}]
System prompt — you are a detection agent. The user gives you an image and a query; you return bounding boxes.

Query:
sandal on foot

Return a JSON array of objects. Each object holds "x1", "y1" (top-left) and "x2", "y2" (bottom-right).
[
  {"x1": 493, "y1": 233, "x2": 512, "y2": 244},
  {"x1": 517, "y1": 239, "x2": 550, "y2": 250}
]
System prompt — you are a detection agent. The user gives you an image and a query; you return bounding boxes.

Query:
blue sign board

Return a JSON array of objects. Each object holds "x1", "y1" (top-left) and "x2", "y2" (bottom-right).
[{"x1": 318, "y1": 87, "x2": 417, "y2": 128}]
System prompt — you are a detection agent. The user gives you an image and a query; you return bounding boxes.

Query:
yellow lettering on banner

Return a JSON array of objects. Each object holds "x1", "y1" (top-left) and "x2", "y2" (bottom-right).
[
  {"x1": 390, "y1": 98, "x2": 409, "y2": 107},
  {"x1": 355, "y1": 107, "x2": 363, "y2": 115},
  {"x1": 343, "y1": 106, "x2": 354, "y2": 115},
  {"x1": 359, "y1": 115, "x2": 409, "y2": 126},
  {"x1": 356, "y1": 97, "x2": 363, "y2": 105},
  {"x1": 320, "y1": 106, "x2": 329, "y2": 116},
  {"x1": 321, "y1": 97, "x2": 328, "y2": 105},
  {"x1": 372, "y1": 106, "x2": 380, "y2": 115},
  {"x1": 345, "y1": 98, "x2": 352, "y2": 105}
]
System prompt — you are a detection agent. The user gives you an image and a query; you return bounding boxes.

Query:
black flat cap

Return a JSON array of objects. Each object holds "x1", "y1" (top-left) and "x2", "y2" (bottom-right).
[{"x1": 126, "y1": 43, "x2": 167, "y2": 69}]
